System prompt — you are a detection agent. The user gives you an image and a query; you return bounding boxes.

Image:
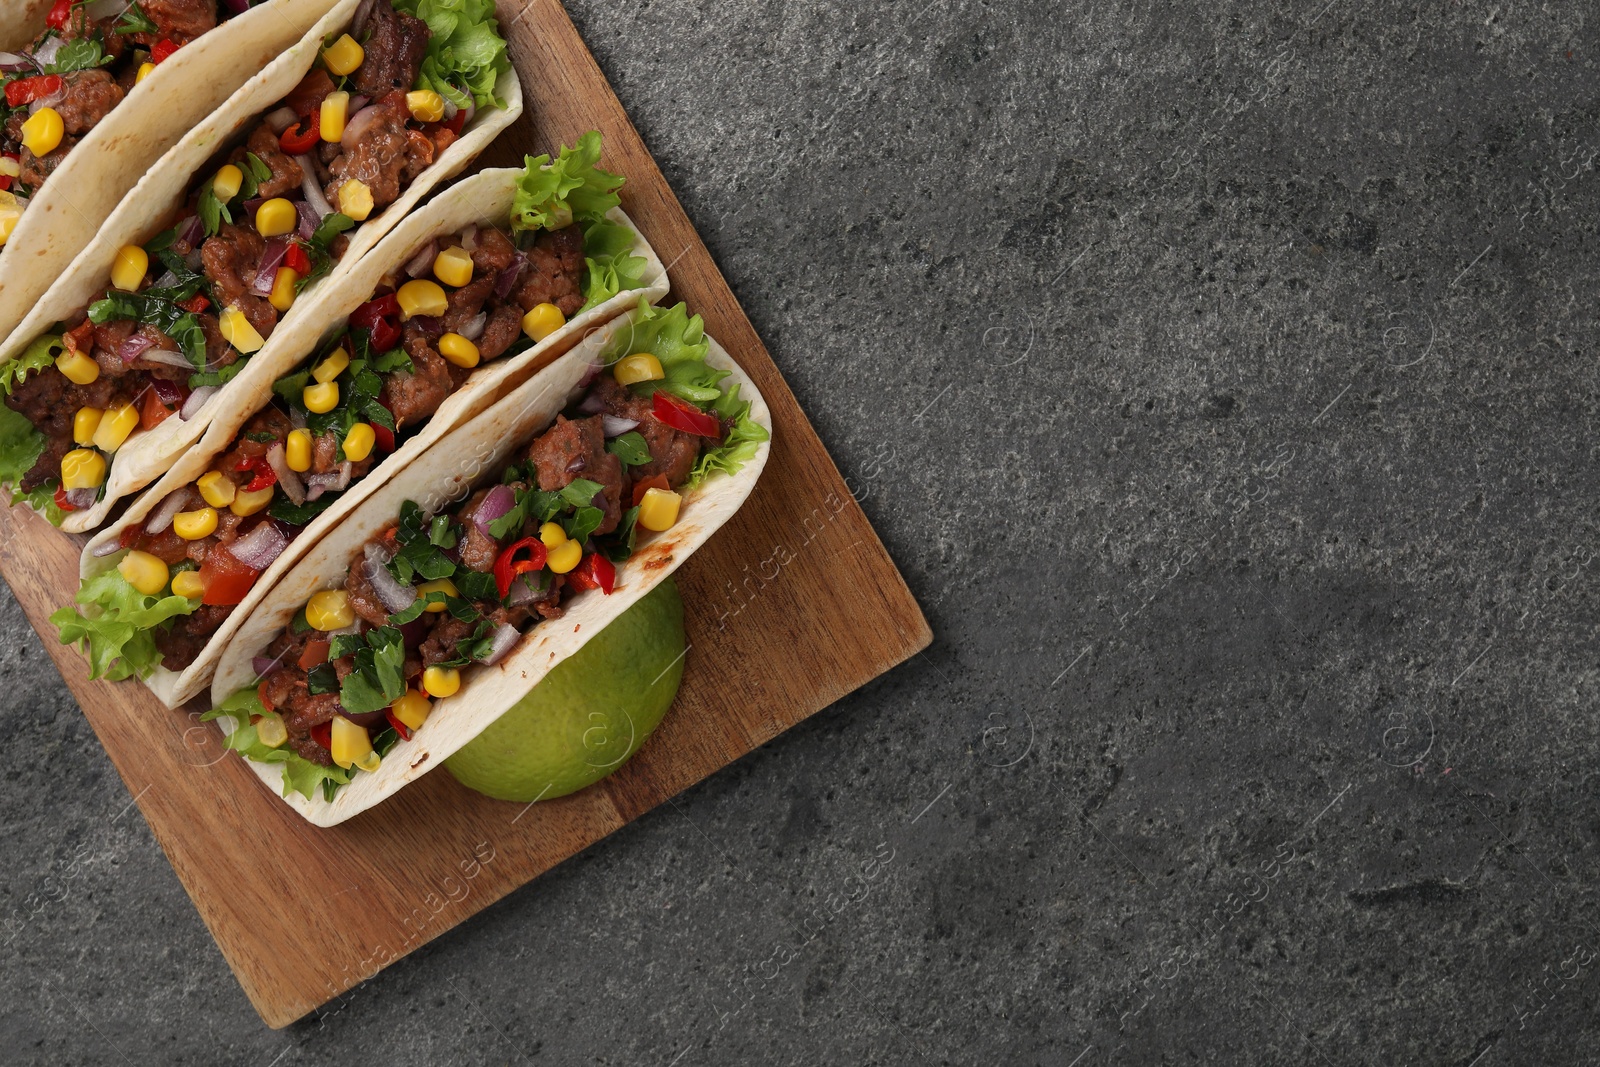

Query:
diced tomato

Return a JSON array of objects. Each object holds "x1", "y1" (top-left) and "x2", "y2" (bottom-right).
[
  {"x1": 235, "y1": 455, "x2": 260, "y2": 472},
  {"x1": 178, "y1": 293, "x2": 210, "y2": 314},
  {"x1": 284, "y1": 242, "x2": 311, "y2": 275},
  {"x1": 652, "y1": 392, "x2": 721, "y2": 437},
  {"x1": 444, "y1": 109, "x2": 468, "y2": 135},
  {"x1": 310, "y1": 720, "x2": 332, "y2": 750},
  {"x1": 54, "y1": 486, "x2": 78, "y2": 513},
  {"x1": 372, "y1": 422, "x2": 395, "y2": 454},
  {"x1": 385, "y1": 708, "x2": 413, "y2": 742},
  {"x1": 150, "y1": 38, "x2": 179, "y2": 64},
  {"x1": 62, "y1": 320, "x2": 94, "y2": 355},
  {"x1": 426, "y1": 124, "x2": 458, "y2": 156},
  {"x1": 46, "y1": 0, "x2": 71, "y2": 27},
  {"x1": 198, "y1": 547, "x2": 260, "y2": 606},
  {"x1": 140, "y1": 389, "x2": 177, "y2": 431},
  {"x1": 350, "y1": 293, "x2": 399, "y2": 331},
  {"x1": 244, "y1": 466, "x2": 277, "y2": 493},
  {"x1": 297, "y1": 639, "x2": 330, "y2": 670},
  {"x1": 283, "y1": 68, "x2": 335, "y2": 117},
  {"x1": 630, "y1": 473, "x2": 669, "y2": 508},
  {"x1": 369, "y1": 316, "x2": 401, "y2": 352},
  {"x1": 278, "y1": 110, "x2": 320, "y2": 154},
  {"x1": 118, "y1": 524, "x2": 142, "y2": 549},
  {"x1": 493, "y1": 536, "x2": 547, "y2": 599},
  {"x1": 6, "y1": 74, "x2": 62, "y2": 110},
  {"x1": 565, "y1": 553, "x2": 616, "y2": 595},
  {"x1": 0, "y1": 155, "x2": 14, "y2": 193}
]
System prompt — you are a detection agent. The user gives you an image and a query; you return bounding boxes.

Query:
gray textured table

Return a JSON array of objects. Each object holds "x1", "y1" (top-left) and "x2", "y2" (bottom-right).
[{"x1": 4, "y1": 1, "x2": 1598, "y2": 1063}]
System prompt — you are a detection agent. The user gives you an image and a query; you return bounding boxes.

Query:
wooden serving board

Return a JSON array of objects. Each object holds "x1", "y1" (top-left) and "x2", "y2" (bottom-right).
[{"x1": 0, "y1": 0, "x2": 928, "y2": 1029}]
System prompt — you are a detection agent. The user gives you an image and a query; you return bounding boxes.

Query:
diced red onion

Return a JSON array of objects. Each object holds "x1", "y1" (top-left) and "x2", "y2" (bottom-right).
[
  {"x1": 362, "y1": 542, "x2": 415, "y2": 613},
  {"x1": 440, "y1": 97, "x2": 458, "y2": 122},
  {"x1": 64, "y1": 488, "x2": 96, "y2": 510},
  {"x1": 297, "y1": 157, "x2": 334, "y2": 219},
  {"x1": 252, "y1": 238, "x2": 289, "y2": 296},
  {"x1": 341, "y1": 104, "x2": 386, "y2": 149},
  {"x1": 117, "y1": 333, "x2": 153, "y2": 364},
  {"x1": 289, "y1": 407, "x2": 306, "y2": 429},
  {"x1": 227, "y1": 523, "x2": 288, "y2": 570},
  {"x1": 411, "y1": 315, "x2": 443, "y2": 340},
  {"x1": 263, "y1": 443, "x2": 305, "y2": 506},
  {"x1": 26, "y1": 89, "x2": 63, "y2": 115},
  {"x1": 241, "y1": 198, "x2": 265, "y2": 224},
  {"x1": 345, "y1": 709, "x2": 387, "y2": 729},
  {"x1": 151, "y1": 269, "x2": 179, "y2": 290},
  {"x1": 602, "y1": 415, "x2": 639, "y2": 438},
  {"x1": 303, "y1": 461, "x2": 353, "y2": 501},
  {"x1": 403, "y1": 239, "x2": 437, "y2": 278},
  {"x1": 458, "y1": 312, "x2": 487, "y2": 342},
  {"x1": 91, "y1": 538, "x2": 123, "y2": 558},
  {"x1": 83, "y1": 0, "x2": 129, "y2": 20},
  {"x1": 351, "y1": 0, "x2": 376, "y2": 36},
  {"x1": 31, "y1": 37, "x2": 63, "y2": 70},
  {"x1": 459, "y1": 99, "x2": 476, "y2": 129},
  {"x1": 264, "y1": 106, "x2": 299, "y2": 134},
  {"x1": 252, "y1": 653, "x2": 284, "y2": 678},
  {"x1": 150, "y1": 378, "x2": 184, "y2": 407},
  {"x1": 505, "y1": 574, "x2": 542, "y2": 606},
  {"x1": 480, "y1": 623, "x2": 521, "y2": 666},
  {"x1": 398, "y1": 617, "x2": 428, "y2": 649},
  {"x1": 184, "y1": 248, "x2": 204, "y2": 271},
  {"x1": 472, "y1": 484, "x2": 514, "y2": 534},
  {"x1": 459, "y1": 225, "x2": 478, "y2": 252},
  {"x1": 176, "y1": 215, "x2": 205, "y2": 248},
  {"x1": 295, "y1": 201, "x2": 320, "y2": 240},
  {"x1": 575, "y1": 391, "x2": 606, "y2": 415},
  {"x1": 565, "y1": 455, "x2": 587, "y2": 474},
  {"x1": 492, "y1": 254, "x2": 526, "y2": 301},
  {"x1": 180, "y1": 386, "x2": 217, "y2": 421},
  {"x1": 347, "y1": 94, "x2": 369, "y2": 114},
  {"x1": 146, "y1": 488, "x2": 192, "y2": 534},
  {"x1": 0, "y1": 53, "x2": 30, "y2": 73},
  {"x1": 134, "y1": 347, "x2": 195, "y2": 370}
]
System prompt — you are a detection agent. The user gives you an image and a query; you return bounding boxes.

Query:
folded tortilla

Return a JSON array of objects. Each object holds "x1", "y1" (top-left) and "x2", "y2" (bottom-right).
[
  {"x1": 4, "y1": 0, "x2": 522, "y2": 533},
  {"x1": 0, "y1": 0, "x2": 344, "y2": 352},
  {"x1": 79, "y1": 166, "x2": 668, "y2": 707}
]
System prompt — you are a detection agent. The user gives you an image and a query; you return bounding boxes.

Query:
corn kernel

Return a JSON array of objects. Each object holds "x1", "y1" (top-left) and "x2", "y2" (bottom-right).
[
  {"x1": 416, "y1": 577, "x2": 457, "y2": 611},
  {"x1": 338, "y1": 178, "x2": 373, "y2": 222},
  {"x1": 319, "y1": 90, "x2": 348, "y2": 142},
  {"x1": 173, "y1": 506, "x2": 218, "y2": 541},
  {"x1": 92, "y1": 402, "x2": 139, "y2": 452},
  {"x1": 171, "y1": 569, "x2": 205, "y2": 600},
  {"x1": 396, "y1": 278, "x2": 447, "y2": 319},
  {"x1": 390, "y1": 688, "x2": 430, "y2": 730},
  {"x1": 329, "y1": 714, "x2": 371, "y2": 769},
  {"x1": 538, "y1": 521, "x2": 567, "y2": 549},
  {"x1": 438, "y1": 332, "x2": 479, "y2": 368},
  {"x1": 135, "y1": 61, "x2": 155, "y2": 84},
  {"x1": 305, "y1": 589, "x2": 354, "y2": 631},
  {"x1": 354, "y1": 748, "x2": 382, "y2": 773},
  {"x1": 285, "y1": 428, "x2": 312, "y2": 472},
  {"x1": 229, "y1": 485, "x2": 274, "y2": 517},
  {"x1": 255, "y1": 197, "x2": 296, "y2": 238},
  {"x1": 422, "y1": 666, "x2": 460, "y2": 699},
  {"x1": 405, "y1": 90, "x2": 444, "y2": 123},
  {"x1": 613, "y1": 352, "x2": 664, "y2": 386},
  {"x1": 312, "y1": 347, "x2": 349, "y2": 383},
  {"x1": 547, "y1": 539, "x2": 581, "y2": 574},
  {"x1": 521, "y1": 302, "x2": 565, "y2": 342},
  {"x1": 268, "y1": 266, "x2": 298, "y2": 312},
  {"x1": 342, "y1": 422, "x2": 375, "y2": 461},
  {"x1": 212, "y1": 163, "x2": 243, "y2": 202},
  {"x1": 303, "y1": 380, "x2": 339, "y2": 413},
  {"x1": 20, "y1": 107, "x2": 62, "y2": 157},
  {"x1": 0, "y1": 192, "x2": 19, "y2": 246},
  {"x1": 110, "y1": 245, "x2": 147, "y2": 292},
  {"x1": 637, "y1": 487, "x2": 682, "y2": 532},
  {"x1": 432, "y1": 245, "x2": 474, "y2": 288},
  {"x1": 218, "y1": 306, "x2": 265, "y2": 353},
  {"x1": 0, "y1": 157, "x2": 16, "y2": 179},
  {"x1": 255, "y1": 711, "x2": 288, "y2": 748},
  {"x1": 118, "y1": 550, "x2": 169, "y2": 597},
  {"x1": 322, "y1": 34, "x2": 364, "y2": 76},
  {"x1": 55, "y1": 348, "x2": 99, "y2": 385},
  {"x1": 196, "y1": 470, "x2": 236, "y2": 508},
  {"x1": 73, "y1": 407, "x2": 102, "y2": 446},
  {"x1": 59, "y1": 448, "x2": 106, "y2": 490}
]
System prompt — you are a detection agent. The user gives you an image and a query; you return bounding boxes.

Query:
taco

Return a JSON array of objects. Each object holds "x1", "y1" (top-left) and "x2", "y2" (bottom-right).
[
  {"x1": 55, "y1": 139, "x2": 668, "y2": 708},
  {"x1": 0, "y1": 0, "x2": 521, "y2": 533},
  {"x1": 197, "y1": 300, "x2": 770, "y2": 823},
  {"x1": 0, "y1": 0, "x2": 346, "y2": 348}
]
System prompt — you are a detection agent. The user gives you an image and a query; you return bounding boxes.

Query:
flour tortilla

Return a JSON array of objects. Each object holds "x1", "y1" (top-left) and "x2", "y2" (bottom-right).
[
  {"x1": 81, "y1": 168, "x2": 668, "y2": 708},
  {"x1": 0, "y1": 0, "x2": 54, "y2": 51},
  {"x1": 208, "y1": 315, "x2": 772, "y2": 826},
  {"x1": 12, "y1": 4, "x2": 524, "y2": 533},
  {"x1": 0, "y1": 0, "x2": 344, "y2": 352}
]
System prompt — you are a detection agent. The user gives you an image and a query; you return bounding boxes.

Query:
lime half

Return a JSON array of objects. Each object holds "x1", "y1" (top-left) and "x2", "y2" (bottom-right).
[{"x1": 444, "y1": 577, "x2": 685, "y2": 803}]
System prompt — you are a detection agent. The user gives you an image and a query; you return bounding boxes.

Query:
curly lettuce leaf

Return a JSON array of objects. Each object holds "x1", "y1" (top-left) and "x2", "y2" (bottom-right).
[
  {"x1": 50, "y1": 565, "x2": 199, "y2": 681},
  {"x1": 1, "y1": 333, "x2": 62, "y2": 397},
  {"x1": 203, "y1": 689, "x2": 353, "y2": 800},
  {"x1": 688, "y1": 382, "x2": 769, "y2": 488},
  {"x1": 578, "y1": 216, "x2": 648, "y2": 313},
  {"x1": 512, "y1": 131, "x2": 625, "y2": 234},
  {"x1": 394, "y1": 0, "x2": 510, "y2": 111},
  {"x1": 0, "y1": 405, "x2": 45, "y2": 489},
  {"x1": 10, "y1": 481, "x2": 67, "y2": 527}
]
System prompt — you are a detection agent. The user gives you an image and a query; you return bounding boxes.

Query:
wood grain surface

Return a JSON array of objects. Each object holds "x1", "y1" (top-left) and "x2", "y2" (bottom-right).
[{"x1": 0, "y1": 0, "x2": 929, "y2": 1028}]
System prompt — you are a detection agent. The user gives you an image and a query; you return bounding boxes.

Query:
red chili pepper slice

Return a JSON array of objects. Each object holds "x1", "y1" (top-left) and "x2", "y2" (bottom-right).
[
  {"x1": 372, "y1": 422, "x2": 395, "y2": 453},
  {"x1": 652, "y1": 392, "x2": 721, "y2": 438},
  {"x1": 565, "y1": 553, "x2": 616, "y2": 595},
  {"x1": 54, "y1": 485, "x2": 77, "y2": 513},
  {"x1": 278, "y1": 110, "x2": 320, "y2": 154},
  {"x1": 310, "y1": 720, "x2": 332, "y2": 750},
  {"x1": 5, "y1": 73, "x2": 62, "y2": 109},
  {"x1": 0, "y1": 155, "x2": 14, "y2": 193},
  {"x1": 178, "y1": 292, "x2": 210, "y2": 314},
  {"x1": 284, "y1": 242, "x2": 311, "y2": 275},
  {"x1": 630, "y1": 473, "x2": 669, "y2": 508},
  {"x1": 444, "y1": 109, "x2": 468, "y2": 135},
  {"x1": 350, "y1": 293, "x2": 399, "y2": 331},
  {"x1": 297, "y1": 639, "x2": 330, "y2": 670},
  {"x1": 369, "y1": 315, "x2": 401, "y2": 352},
  {"x1": 46, "y1": 0, "x2": 71, "y2": 27},
  {"x1": 118, "y1": 524, "x2": 142, "y2": 549},
  {"x1": 235, "y1": 454, "x2": 262, "y2": 472},
  {"x1": 492, "y1": 536, "x2": 547, "y2": 599},
  {"x1": 150, "y1": 38, "x2": 180, "y2": 64},
  {"x1": 385, "y1": 709, "x2": 413, "y2": 742},
  {"x1": 244, "y1": 466, "x2": 277, "y2": 493},
  {"x1": 257, "y1": 678, "x2": 276, "y2": 712}
]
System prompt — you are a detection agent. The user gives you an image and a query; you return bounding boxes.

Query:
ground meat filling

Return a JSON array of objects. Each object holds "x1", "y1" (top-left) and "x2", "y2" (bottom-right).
[
  {"x1": 235, "y1": 123, "x2": 305, "y2": 200},
  {"x1": 352, "y1": 3, "x2": 431, "y2": 98},
  {"x1": 515, "y1": 226, "x2": 586, "y2": 317},
  {"x1": 126, "y1": 0, "x2": 218, "y2": 46},
  {"x1": 202, "y1": 223, "x2": 278, "y2": 340}
]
